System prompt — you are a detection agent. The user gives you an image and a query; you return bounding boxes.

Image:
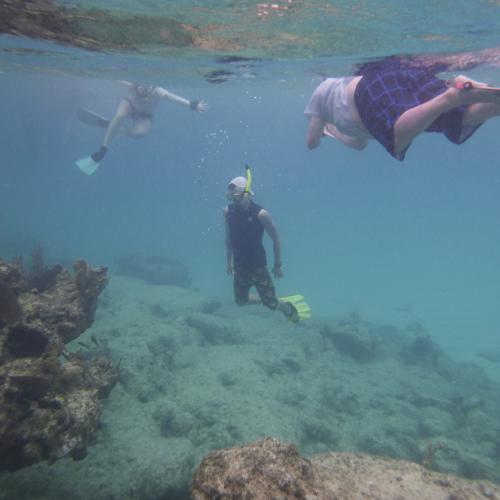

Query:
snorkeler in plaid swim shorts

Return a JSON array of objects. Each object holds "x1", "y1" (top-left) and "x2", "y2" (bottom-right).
[
  {"x1": 305, "y1": 50, "x2": 500, "y2": 161},
  {"x1": 223, "y1": 167, "x2": 310, "y2": 323}
]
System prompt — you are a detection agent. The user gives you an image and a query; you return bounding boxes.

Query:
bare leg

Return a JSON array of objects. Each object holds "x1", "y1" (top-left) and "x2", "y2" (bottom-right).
[
  {"x1": 102, "y1": 100, "x2": 133, "y2": 148},
  {"x1": 394, "y1": 77, "x2": 500, "y2": 155},
  {"x1": 462, "y1": 102, "x2": 500, "y2": 126}
]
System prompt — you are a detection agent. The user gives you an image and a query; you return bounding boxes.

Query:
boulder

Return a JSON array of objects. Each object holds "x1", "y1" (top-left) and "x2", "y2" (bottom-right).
[{"x1": 191, "y1": 437, "x2": 500, "y2": 500}]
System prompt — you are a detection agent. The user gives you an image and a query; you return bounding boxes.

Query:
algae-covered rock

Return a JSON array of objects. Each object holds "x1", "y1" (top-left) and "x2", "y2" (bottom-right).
[
  {"x1": 0, "y1": 258, "x2": 118, "y2": 471},
  {"x1": 192, "y1": 437, "x2": 500, "y2": 500}
]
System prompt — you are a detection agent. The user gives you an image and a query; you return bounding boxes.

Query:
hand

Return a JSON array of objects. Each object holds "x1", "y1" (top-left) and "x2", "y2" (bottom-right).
[
  {"x1": 323, "y1": 123, "x2": 338, "y2": 139},
  {"x1": 272, "y1": 264, "x2": 283, "y2": 279},
  {"x1": 196, "y1": 100, "x2": 209, "y2": 113},
  {"x1": 226, "y1": 264, "x2": 233, "y2": 276}
]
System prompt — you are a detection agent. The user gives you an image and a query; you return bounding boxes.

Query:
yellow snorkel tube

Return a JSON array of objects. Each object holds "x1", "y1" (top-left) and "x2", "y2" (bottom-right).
[{"x1": 244, "y1": 164, "x2": 252, "y2": 196}]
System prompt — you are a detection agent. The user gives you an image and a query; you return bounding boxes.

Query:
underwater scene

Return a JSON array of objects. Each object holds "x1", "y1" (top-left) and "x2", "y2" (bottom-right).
[{"x1": 1, "y1": 1, "x2": 500, "y2": 498}]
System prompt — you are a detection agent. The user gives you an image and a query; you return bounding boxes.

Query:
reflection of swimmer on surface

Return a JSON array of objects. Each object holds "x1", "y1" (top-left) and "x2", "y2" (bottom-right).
[
  {"x1": 257, "y1": 0, "x2": 295, "y2": 19},
  {"x1": 76, "y1": 81, "x2": 209, "y2": 175},
  {"x1": 305, "y1": 49, "x2": 500, "y2": 161}
]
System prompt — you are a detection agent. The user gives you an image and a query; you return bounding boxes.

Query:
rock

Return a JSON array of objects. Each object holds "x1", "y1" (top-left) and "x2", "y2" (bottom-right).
[
  {"x1": 0, "y1": 280, "x2": 23, "y2": 325},
  {"x1": 5, "y1": 325, "x2": 49, "y2": 357},
  {"x1": 191, "y1": 437, "x2": 500, "y2": 500},
  {"x1": 400, "y1": 334, "x2": 443, "y2": 365},
  {"x1": 320, "y1": 316, "x2": 377, "y2": 362},
  {"x1": 0, "y1": 258, "x2": 117, "y2": 472},
  {"x1": 192, "y1": 438, "x2": 317, "y2": 499}
]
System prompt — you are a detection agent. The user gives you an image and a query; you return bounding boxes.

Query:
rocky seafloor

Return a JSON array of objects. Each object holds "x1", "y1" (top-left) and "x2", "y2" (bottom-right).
[{"x1": 0, "y1": 271, "x2": 499, "y2": 499}]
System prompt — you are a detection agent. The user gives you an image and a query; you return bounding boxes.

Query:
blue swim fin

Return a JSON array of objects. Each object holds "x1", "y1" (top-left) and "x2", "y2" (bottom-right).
[{"x1": 75, "y1": 155, "x2": 100, "y2": 175}]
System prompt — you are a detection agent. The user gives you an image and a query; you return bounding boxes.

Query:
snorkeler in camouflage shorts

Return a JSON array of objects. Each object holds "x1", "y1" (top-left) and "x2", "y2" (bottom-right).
[{"x1": 224, "y1": 167, "x2": 310, "y2": 323}]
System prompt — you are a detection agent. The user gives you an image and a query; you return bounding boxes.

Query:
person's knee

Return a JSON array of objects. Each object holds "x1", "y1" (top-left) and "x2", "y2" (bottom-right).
[{"x1": 235, "y1": 297, "x2": 248, "y2": 306}]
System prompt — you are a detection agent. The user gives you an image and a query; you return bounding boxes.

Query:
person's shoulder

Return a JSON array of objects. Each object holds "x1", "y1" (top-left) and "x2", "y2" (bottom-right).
[{"x1": 257, "y1": 207, "x2": 271, "y2": 220}]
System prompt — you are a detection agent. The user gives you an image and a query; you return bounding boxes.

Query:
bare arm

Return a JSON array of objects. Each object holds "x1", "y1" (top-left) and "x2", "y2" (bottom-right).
[
  {"x1": 323, "y1": 123, "x2": 368, "y2": 151},
  {"x1": 155, "y1": 87, "x2": 209, "y2": 112},
  {"x1": 223, "y1": 208, "x2": 233, "y2": 274},
  {"x1": 118, "y1": 80, "x2": 135, "y2": 89},
  {"x1": 258, "y1": 210, "x2": 282, "y2": 276},
  {"x1": 306, "y1": 115, "x2": 325, "y2": 149}
]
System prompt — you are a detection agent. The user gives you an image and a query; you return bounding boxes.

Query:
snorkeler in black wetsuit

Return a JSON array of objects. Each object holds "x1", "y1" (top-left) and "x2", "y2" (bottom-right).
[{"x1": 224, "y1": 168, "x2": 310, "y2": 323}]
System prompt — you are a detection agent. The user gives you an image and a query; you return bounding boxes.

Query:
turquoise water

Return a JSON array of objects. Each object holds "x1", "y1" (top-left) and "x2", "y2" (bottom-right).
[{"x1": 1, "y1": 1, "x2": 500, "y2": 497}]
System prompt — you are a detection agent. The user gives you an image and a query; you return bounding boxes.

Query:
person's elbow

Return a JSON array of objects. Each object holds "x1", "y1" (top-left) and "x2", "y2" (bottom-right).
[
  {"x1": 354, "y1": 139, "x2": 368, "y2": 151},
  {"x1": 307, "y1": 137, "x2": 320, "y2": 149}
]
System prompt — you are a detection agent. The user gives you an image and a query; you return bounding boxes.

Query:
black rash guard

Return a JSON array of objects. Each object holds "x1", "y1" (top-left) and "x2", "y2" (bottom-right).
[{"x1": 227, "y1": 201, "x2": 267, "y2": 270}]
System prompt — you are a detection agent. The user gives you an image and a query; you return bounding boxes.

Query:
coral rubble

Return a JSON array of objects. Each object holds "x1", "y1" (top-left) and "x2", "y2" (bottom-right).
[{"x1": 0, "y1": 258, "x2": 118, "y2": 471}]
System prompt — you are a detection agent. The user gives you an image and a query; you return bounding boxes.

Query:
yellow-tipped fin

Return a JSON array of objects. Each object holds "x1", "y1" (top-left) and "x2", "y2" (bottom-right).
[
  {"x1": 280, "y1": 295, "x2": 311, "y2": 323},
  {"x1": 280, "y1": 295, "x2": 304, "y2": 304}
]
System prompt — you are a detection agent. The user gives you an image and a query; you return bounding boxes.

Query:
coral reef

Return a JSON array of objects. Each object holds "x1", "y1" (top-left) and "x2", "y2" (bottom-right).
[
  {"x1": 191, "y1": 437, "x2": 500, "y2": 500},
  {"x1": 0, "y1": 258, "x2": 118, "y2": 471}
]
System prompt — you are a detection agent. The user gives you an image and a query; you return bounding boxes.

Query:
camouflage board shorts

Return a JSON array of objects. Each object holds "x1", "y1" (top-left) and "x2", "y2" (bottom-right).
[{"x1": 233, "y1": 266, "x2": 278, "y2": 310}]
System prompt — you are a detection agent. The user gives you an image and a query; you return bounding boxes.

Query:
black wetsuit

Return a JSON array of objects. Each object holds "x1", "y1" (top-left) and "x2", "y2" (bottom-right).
[
  {"x1": 227, "y1": 201, "x2": 266, "y2": 270},
  {"x1": 226, "y1": 201, "x2": 277, "y2": 309}
]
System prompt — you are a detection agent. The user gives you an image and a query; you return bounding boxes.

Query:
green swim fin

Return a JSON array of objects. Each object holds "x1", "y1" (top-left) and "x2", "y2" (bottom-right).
[
  {"x1": 77, "y1": 108, "x2": 110, "y2": 128},
  {"x1": 75, "y1": 155, "x2": 100, "y2": 175},
  {"x1": 280, "y1": 295, "x2": 311, "y2": 323}
]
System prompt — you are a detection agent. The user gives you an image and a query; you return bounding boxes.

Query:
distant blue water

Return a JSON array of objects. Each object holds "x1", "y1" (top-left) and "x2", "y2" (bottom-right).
[{"x1": 1, "y1": 25, "x2": 500, "y2": 362}]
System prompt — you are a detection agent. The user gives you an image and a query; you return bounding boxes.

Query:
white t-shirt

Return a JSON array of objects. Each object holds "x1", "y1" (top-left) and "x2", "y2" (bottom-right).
[{"x1": 305, "y1": 77, "x2": 370, "y2": 139}]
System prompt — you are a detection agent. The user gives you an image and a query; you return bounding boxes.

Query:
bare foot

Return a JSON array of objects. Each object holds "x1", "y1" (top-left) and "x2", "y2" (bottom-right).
[
  {"x1": 448, "y1": 75, "x2": 500, "y2": 104},
  {"x1": 451, "y1": 74, "x2": 488, "y2": 89}
]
